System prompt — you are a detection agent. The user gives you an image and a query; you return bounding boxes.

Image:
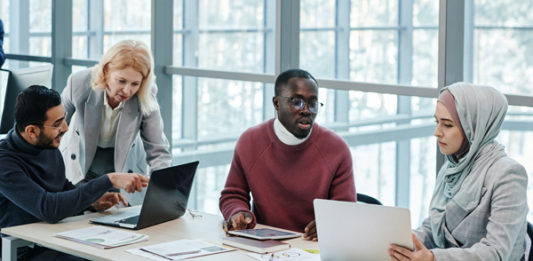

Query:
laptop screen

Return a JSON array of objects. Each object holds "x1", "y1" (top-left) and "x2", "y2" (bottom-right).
[{"x1": 136, "y1": 161, "x2": 199, "y2": 229}]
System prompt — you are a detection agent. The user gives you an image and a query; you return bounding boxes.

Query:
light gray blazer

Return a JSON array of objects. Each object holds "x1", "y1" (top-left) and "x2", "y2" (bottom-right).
[
  {"x1": 414, "y1": 156, "x2": 528, "y2": 261},
  {"x1": 59, "y1": 68, "x2": 171, "y2": 204}
]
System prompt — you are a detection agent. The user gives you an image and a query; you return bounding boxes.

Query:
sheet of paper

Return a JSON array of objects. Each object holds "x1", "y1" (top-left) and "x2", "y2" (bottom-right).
[
  {"x1": 247, "y1": 248, "x2": 321, "y2": 261},
  {"x1": 55, "y1": 226, "x2": 148, "y2": 248},
  {"x1": 127, "y1": 239, "x2": 232, "y2": 260}
]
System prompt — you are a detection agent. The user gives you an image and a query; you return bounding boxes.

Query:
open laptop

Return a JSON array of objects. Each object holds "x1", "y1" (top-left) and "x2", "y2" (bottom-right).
[
  {"x1": 90, "y1": 161, "x2": 199, "y2": 230},
  {"x1": 313, "y1": 199, "x2": 413, "y2": 261}
]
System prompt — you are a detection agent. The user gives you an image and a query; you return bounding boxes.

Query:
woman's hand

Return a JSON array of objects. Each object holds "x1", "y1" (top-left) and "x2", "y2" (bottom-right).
[
  {"x1": 107, "y1": 173, "x2": 149, "y2": 193},
  {"x1": 388, "y1": 234, "x2": 434, "y2": 261}
]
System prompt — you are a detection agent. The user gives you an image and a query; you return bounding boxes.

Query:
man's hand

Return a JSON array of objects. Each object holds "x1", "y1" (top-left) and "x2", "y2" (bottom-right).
[
  {"x1": 388, "y1": 233, "x2": 434, "y2": 261},
  {"x1": 303, "y1": 220, "x2": 317, "y2": 241},
  {"x1": 107, "y1": 173, "x2": 149, "y2": 193},
  {"x1": 91, "y1": 192, "x2": 128, "y2": 211},
  {"x1": 223, "y1": 211, "x2": 253, "y2": 233}
]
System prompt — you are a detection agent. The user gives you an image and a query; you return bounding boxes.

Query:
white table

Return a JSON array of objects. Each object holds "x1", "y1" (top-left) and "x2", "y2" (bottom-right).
[{"x1": 1, "y1": 209, "x2": 319, "y2": 261}]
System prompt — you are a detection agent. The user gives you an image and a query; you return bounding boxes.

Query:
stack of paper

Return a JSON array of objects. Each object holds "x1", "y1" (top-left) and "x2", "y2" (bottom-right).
[
  {"x1": 128, "y1": 239, "x2": 232, "y2": 260},
  {"x1": 55, "y1": 226, "x2": 148, "y2": 249}
]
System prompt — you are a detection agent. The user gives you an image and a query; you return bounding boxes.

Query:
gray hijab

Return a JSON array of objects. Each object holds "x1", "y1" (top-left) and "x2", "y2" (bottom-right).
[{"x1": 429, "y1": 82, "x2": 508, "y2": 248}]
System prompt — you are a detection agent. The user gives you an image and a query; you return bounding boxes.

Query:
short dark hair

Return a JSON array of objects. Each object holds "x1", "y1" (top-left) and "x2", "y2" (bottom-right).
[
  {"x1": 15, "y1": 85, "x2": 61, "y2": 133},
  {"x1": 274, "y1": 69, "x2": 317, "y2": 96}
]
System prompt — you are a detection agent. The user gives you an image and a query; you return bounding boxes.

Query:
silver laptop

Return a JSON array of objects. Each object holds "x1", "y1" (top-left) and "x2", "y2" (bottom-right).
[
  {"x1": 313, "y1": 199, "x2": 413, "y2": 261},
  {"x1": 90, "y1": 161, "x2": 199, "y2": 230}
]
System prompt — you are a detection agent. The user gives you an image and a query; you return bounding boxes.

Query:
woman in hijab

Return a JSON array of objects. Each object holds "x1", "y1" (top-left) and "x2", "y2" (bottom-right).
[{"x1": 389, "y1": 83, "x2": 528, "y2": 261}]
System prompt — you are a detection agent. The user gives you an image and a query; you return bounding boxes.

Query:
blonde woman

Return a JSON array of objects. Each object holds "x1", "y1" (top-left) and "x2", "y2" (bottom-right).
[{"x1": 60, "y1": 40, "x2": 171, "y2": 205}]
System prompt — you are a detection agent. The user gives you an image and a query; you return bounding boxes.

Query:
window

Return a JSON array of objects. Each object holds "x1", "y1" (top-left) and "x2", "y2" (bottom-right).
[
  {"x1": 300, "y1": 0, "x2": 439, "y2": 226},
  {"x1": 72, "y1": 0, "x2": 151, "y2": 60},
  {"x1": 4, "y1": 0, "x2": 533, "y2": 224}
]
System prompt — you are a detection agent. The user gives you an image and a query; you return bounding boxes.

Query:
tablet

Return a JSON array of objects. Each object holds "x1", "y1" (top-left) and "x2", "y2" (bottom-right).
[{"x1": 228, "y1": 228, "x2": 301, "y2": 240}]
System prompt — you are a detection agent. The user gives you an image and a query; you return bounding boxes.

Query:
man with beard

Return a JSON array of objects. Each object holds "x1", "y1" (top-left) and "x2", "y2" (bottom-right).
[
  {"x1": 0, "y1": 85, "x2": 149, "y2": 260},
  {"x1": 219, "y1": 69, "x2": 356, "y2": 241}
]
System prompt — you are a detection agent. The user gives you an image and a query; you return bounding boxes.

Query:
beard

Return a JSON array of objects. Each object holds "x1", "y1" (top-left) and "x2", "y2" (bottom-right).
[{"x1": 35, "y1": 130, "x2": 62, "y2": 149}]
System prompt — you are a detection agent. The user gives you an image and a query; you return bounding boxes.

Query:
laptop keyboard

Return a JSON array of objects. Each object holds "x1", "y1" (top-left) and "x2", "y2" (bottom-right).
[{"x1": 119, "y1": 215, "x2": 140, "y2": 225}]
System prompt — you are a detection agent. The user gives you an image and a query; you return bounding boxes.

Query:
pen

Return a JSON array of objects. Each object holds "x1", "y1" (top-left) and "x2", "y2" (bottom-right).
[
  {"x1": 167, "y1": 250, "x2": 201, "y2": 256},
  {"x1": 139, "y1": 248, "x2": 200, "y2": 260}
]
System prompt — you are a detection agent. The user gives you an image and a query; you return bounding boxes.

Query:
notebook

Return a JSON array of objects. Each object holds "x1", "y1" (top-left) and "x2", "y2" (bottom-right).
[
  {"x1": 222, "y1": 236, "x2": 290, "y2": 253},
  {"x1": 313, "y1": 199, "x2": 413, "y2": 261},
  {"x1": 90, "y1": 161, "x2": 199, "y2": 230}
]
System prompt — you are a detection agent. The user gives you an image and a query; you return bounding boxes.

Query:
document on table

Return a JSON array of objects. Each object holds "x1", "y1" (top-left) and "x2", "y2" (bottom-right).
[
  {"x1": 127, "y1": 239, "x2": 233, "y2": 260},
  {"x1": 54, "y1": 226, "x2": 148, "y2": 249},
  {"x1": 247, "y1": 248, "x2": 321, "y2": 261}
]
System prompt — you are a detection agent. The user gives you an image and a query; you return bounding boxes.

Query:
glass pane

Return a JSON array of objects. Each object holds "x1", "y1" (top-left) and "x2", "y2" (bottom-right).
[
  {"x1": 173, "y1": 34, "x2": 182, "y2": 67},
  {"x1": 300, "y1": 0, "x2": 335, "y2": 28},
  {"x1": 300, "y1": 31, "x2": 335, "y2": 79},
  {"x1": 475, "y1": 0, "x2": 533, "y2": 26},
  {"x1": 195, "y1": 165, "x2": 230, "y2": 214},
  {"x1": 349, "y1": 30, "x2": 398, "y2": 84},
  {"x1": 104, "y1": 0, "x2": 151, "y2": 31},
  {"x1": 173, "y1": 0, "x2": 183, "y2": 66},
  {"x1": 198, "y1": 0, "x2": 263, "y2": 29},
  {"x1": 104, "y1": 35, "x2": 151, "y2": 52},
  {"x1": 314, "y1": 88, "x2": 334, "y2": 125},
  {"x1": 413, "y1": 0, "x2": 439, "y2": 27},
  {"x1": 197, "y1": 78, "x2": 264, "y2": 138},
  {"x1": 349, "y1": 91, "x2": 397, "y2": 122},
  {"x1": 29, "y1": 36, "x2": 51, "y2": 56},
  {"x1": 352, "y1": 142, "x2": 396, "y2": 206},
  {"x1": 172, "y1": 75, "x2": 182, "y2": 144},
  {"x1": 30, "y1": 0, "x2": 51, "y2": 32},
  {"x1": 410, "y1": 136, "x2": 436, "y2": 226},
  {"x1": 72, "y1": 36, "x2": 87, "y2": 59},
  {"x1": 473, "y1": 29, "x2": 533, "y2": 95},
  {"x1": 103, "y1": 0, "x2": 151, "y2": 53},
  {"x1": 174, "y1": 0, "x2": 183, "y2": 29},
  {"x1": 72, "y1": 0, "x2": 87, "y2": 59},
  {"x1": 351, "y1": 0, "x2": 398, "y2": 27},
  {"x1": 0, "y1": 1, "x2": 53, "y2": 57},
  {"x1": 197, "y1": 33, "x2": 263, "y2": 72},
  {"x1": 412, "y1": 29, "x2": 438, "y2": 87},
  {"x1": 501, "y1": 107, "x2": 533, "y2": 222},
  {"x1": 72, "y1": 0, "x2": 87, "y2": 32},
  {"x1": 499, "y1": 129, "x2": 533, "y2": 222}
]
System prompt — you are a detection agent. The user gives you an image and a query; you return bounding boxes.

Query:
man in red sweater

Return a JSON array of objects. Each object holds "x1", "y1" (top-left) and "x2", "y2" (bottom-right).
[{"x1": 219, "y1": 69, "x2": 356, "y2": 241}]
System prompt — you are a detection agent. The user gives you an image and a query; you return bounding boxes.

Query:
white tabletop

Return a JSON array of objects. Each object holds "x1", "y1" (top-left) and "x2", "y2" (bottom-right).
[{"x1": 1, "y1": 208, "x2": 319, "y2": 261}]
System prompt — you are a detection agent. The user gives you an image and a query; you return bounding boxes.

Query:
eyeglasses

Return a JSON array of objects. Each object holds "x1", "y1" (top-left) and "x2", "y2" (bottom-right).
[
  {"x1": 36, "y1": 116, "x2": 67, "y2": 132},
  {"x1": 279, "y1": 96, "x2": 323, "y2": 113},
  {"x1": 40, "y1": 123, "x2": 65, "y2": 132}
]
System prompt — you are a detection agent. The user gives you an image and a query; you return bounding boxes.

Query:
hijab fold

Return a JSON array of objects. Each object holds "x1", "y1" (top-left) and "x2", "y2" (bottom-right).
[{"x1": 429, "y1": 83, "x2": 508, "y2": 248}]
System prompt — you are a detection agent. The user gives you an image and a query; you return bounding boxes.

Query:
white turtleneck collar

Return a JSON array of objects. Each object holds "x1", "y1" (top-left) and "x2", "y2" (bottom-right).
[{"x1": 273, "y1": 118, "x2": 312, "y2": 145}]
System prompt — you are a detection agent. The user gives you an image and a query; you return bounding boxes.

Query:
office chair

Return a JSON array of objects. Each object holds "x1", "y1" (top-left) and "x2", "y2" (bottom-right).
[
  {"x1": 527, "y1": 221, "x2": 533, "y2": 261},
  {"x1": 356, "y1": 193, "x2": 382, "y2": 205}
]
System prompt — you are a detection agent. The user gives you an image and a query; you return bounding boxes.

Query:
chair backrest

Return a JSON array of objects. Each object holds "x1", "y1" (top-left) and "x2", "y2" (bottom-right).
[
  {"x1": 527, "y1": 221, "x2": 533, "y2": 261},
  {"x1": 356, "y1": 193, "x2": 382, "y2": 205}
]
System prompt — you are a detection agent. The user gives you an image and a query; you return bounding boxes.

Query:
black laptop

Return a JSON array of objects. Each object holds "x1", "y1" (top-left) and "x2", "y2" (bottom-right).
[{"x1": 90, "y1": 161, "x2": 199, "y2": 230}]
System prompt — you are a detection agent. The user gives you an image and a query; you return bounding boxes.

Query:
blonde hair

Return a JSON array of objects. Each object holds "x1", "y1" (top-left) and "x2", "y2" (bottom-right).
[{"x1": 92, "y1": 40, "x2": 158, "y2": 115}]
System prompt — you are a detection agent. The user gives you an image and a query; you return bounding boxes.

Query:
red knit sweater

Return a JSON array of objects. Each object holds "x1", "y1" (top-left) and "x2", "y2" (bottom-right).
[{"x1": 219, "y1": 119, "x2": 356, "y2": 232}]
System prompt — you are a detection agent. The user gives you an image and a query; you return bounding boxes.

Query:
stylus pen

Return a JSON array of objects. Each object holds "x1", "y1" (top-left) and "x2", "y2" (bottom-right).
[{"x1": 139, "y1": 248, "x2": 200, "y2": 260}]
